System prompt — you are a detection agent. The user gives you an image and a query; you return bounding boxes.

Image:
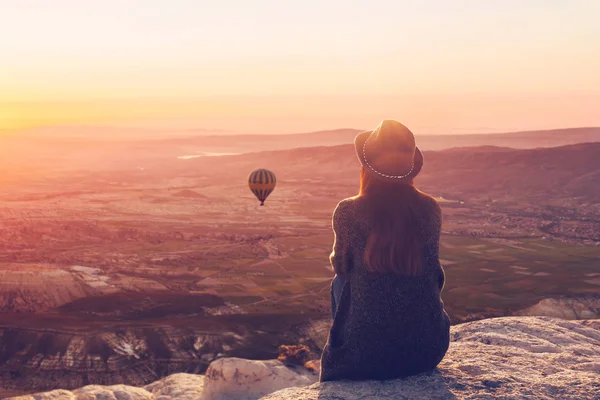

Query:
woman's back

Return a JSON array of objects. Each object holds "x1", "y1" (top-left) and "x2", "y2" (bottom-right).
[{"x1": 320, "y1": 192, "x2": 450, "y2": 382}]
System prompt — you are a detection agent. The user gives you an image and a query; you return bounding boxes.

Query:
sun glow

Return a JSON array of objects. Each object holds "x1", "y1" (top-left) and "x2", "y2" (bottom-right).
[{"x1": 1, "y1": 1, "x2": 600, "y2": 134}]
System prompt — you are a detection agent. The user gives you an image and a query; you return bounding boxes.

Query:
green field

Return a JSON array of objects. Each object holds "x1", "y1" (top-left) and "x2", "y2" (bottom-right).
[
  {"x1": 439, "y1": 236, "x2": 599, "y2": 321},
  {"x1": 198, "y1": 233, "x2": 600, "y2": 323}
]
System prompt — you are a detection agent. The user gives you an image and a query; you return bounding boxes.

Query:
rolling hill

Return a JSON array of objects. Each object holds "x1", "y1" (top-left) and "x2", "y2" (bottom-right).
[
  {"x1": 4, "y1": 126, "x2": 600, "y2": 157},
  {"x1": 173, "y1": 142, "x2": 600, "y2": 204},
  {"x1": 151, "y1": 126, "x2": 600, "y2": 153}
]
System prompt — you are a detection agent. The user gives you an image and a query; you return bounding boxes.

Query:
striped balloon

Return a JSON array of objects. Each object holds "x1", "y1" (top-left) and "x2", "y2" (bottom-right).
[{"x1": 248, "y1": 169, "x2": 276, "y2": 206}]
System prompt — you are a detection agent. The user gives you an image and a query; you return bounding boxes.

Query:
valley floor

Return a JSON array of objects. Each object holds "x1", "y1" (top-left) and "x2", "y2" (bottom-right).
[{"x1": 1, "y1": 139, "x2": 599, "y2": 393}]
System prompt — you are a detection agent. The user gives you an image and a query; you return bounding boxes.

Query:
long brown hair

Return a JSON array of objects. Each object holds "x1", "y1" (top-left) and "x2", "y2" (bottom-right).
[{"x1": 359, "y1": 166, "x2": 429, "y2": 275}]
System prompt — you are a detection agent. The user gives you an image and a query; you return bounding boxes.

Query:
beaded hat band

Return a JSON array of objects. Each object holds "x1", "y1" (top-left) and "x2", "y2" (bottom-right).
[
  {"x1": 362, "y1": 137, "x2": 415, "y2": 179},
  {"x1": 354, "y1": 120, "x2": 423, "y2": 180}
]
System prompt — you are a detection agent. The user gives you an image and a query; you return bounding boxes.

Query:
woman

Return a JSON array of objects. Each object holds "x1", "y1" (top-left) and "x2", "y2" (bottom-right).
[{"x1": 320, "y1": 119, "x2": 450, "y2": 382}]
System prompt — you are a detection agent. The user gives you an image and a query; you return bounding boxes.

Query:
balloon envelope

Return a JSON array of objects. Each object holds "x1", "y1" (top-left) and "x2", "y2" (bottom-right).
[{"x1": 248, "y1": 169, "x2": 276, "y2": 206}]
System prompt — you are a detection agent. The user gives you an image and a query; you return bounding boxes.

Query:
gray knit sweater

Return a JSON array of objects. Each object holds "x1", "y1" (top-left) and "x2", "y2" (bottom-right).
[{"x1": 319, "y1": 192, "x2": 451, "y2": 382}]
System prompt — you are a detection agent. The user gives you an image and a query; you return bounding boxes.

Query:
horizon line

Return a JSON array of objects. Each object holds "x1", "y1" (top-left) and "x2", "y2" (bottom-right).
[{"x1": 3, "y1": 124, "x2": 600, "y2": 138}]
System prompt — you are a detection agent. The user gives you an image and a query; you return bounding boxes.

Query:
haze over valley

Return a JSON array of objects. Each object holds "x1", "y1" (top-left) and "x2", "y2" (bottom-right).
[{"x1": 0, "y1": 127, "x2": 599, "y2": 396}]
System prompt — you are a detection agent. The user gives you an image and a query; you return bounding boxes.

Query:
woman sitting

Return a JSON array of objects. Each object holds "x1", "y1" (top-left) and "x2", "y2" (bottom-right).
[{"x1": 321, "y1": 119, "x2": 451, "y2": 382}]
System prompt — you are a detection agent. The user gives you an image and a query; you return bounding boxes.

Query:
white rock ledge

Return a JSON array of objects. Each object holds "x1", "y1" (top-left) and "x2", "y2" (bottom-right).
[
  {"x1": 263, "y1": 316, "x2": 600, "y2": 400},
  {"x1": 203, "y1": 358, "x2": 318, "y2": 400},
  {"x1": 9, "y1": 316, "x2": 600, "y2": 400}
]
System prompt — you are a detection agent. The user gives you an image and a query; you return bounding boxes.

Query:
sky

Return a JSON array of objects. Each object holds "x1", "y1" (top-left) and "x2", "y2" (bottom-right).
[{"x1": 1, "y1": 0, "x2": 600, "y2": 134}]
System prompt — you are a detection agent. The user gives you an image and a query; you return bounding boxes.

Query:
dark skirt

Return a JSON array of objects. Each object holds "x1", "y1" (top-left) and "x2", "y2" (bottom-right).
[{"x1": 320, "y1": 271, "x2": 451, "y2": 382}]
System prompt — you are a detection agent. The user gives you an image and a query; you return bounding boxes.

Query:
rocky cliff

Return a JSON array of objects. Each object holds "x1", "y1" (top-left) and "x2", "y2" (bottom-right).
[
  {"x1": 516, "y1": 294, "x2": 600, "y2": 320},
  {"x1": 9, "y1": 316, "x2": 600, "y2": 400},
  {"x1": 0, "y1": 312, "x2": 317, "y2": 395},
  {"x1": 264, "y1": 316, "x2": 600, "y2": 400}
]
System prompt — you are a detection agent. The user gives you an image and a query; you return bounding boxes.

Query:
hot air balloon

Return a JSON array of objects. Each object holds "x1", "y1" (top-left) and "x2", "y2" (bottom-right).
[{"x1": 248, "y1": 169, "x2": 276, "y2": 206}]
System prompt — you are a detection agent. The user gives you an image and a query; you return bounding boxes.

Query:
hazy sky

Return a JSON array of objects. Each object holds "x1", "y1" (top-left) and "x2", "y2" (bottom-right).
[{"x1": 2, "y1": 0, "x2": 600, "y2": 134}]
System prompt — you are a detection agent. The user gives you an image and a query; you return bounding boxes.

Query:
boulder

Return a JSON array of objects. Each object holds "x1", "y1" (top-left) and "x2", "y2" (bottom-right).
[
  {"x1": 9, "y1": 374, "x2": 204, "y2": 400},
  {"x1": 203, "y1": 357, "x2": 318, "y2": 400},
  {"x1": 11, "y1": 384, "x2": 154, "y2": 400},
  {"x1": 10, "y1": 389, "x2": 78, "y2": 400},
  {"x1": 516, "y1": 295, "x2": 600, "y2": 319},
  {"x1": 261, "y1": 316, "x2": 600, "y2": 399},
  {"x1": 144, "y1": 373, "x2": 206, "y2": 399}
]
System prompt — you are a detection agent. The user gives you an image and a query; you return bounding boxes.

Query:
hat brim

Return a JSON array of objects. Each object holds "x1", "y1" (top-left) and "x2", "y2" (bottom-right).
[{"x1": 354, "y1": 130, "x2": 423, "y2": 180}]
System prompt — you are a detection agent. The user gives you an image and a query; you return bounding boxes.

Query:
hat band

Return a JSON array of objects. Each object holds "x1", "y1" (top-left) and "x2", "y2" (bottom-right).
[{"x1": 362, "y1": 136, "x2": 414, "y2": 179}]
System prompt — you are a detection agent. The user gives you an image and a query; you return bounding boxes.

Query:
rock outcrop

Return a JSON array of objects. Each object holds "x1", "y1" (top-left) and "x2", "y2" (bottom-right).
[
  {"x1": 0, "y1": 326, "x2": 243, "y2": 393},
  {"x1": 9, "y1": 316, "x2": 600, "y2": 400},
  {"x1": 263, "y1": 316, "x2": 600, "y2": 400},
  {"x1": 202, "y1": 358, "x2": 317, "y2": 400},
  {"x1": 10, "y1": 373, "x2": 205, "y2": 400},
  {"x1": 516, "y1": 295, "x2": 600, "y2": 320},
  {"x1": 9, "y1": 359, "x2": 315, "y2": 400},
  {"x1": 0, "y1": 313, "x2": 314, "y2": 394}
]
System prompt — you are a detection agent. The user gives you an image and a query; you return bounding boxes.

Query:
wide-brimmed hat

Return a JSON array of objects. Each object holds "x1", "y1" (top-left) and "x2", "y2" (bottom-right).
[{"x1": 354, "y1": 119, "x2": 423, "y2": 180}]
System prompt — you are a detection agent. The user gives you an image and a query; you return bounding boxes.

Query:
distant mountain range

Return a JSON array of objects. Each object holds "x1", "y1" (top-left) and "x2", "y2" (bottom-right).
[
  {"x1": 2, "y1": 127, "x2": 599, "y2": 204},
  {"x1": 180, "y1": 141, "x2": 600, "y2": 204},
  {"x1": 6, "y1": 126, "x2": 600, "y2": 152},
  {"x1": 154, "y1": 127, "x2": 600, "y2": 153}
]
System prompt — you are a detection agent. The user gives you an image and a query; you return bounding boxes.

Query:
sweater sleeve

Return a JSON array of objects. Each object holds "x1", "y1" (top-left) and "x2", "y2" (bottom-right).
[
  {"x1": 425, "y1": 199, "x2": 445, "y2": 292},
  {"x1": 329, "y1": 200, "x2": 353, "y2": 275}
]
